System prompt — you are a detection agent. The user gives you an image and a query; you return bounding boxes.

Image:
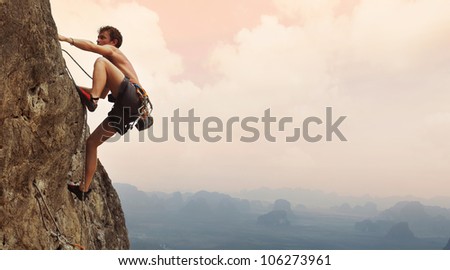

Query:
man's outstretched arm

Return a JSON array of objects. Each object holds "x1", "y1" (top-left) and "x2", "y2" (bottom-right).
[{"x1": 58, "y1": 34, "x2": 114, "y2": 57}]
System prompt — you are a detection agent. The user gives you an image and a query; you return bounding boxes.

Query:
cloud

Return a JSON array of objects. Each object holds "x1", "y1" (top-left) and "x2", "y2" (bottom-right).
[
  {"x1": 273, "y1": 0, "x2": 341, "y2": 20},
  {"x1": 198, "y1": 0, "x2": 450, "y2": 196}
]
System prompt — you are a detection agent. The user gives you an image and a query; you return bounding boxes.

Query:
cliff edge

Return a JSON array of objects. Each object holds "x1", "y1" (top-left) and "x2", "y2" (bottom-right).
[{"x1": 0, "y1": 0, "x2": 129, "y2": 249}]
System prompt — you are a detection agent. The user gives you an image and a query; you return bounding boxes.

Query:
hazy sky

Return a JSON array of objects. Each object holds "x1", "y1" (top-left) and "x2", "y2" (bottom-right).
[{"x1": 51, "y1": 0, "x2": 450, "y2": 198}]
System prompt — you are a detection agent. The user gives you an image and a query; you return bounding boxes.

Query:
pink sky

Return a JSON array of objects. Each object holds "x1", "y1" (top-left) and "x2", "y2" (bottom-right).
[
  {"x1": 51, "y1": 0, "x2": 450, "y2": 198},
  {"x1": 138, "y1": 0, "x2": 277, "y2": 84}
]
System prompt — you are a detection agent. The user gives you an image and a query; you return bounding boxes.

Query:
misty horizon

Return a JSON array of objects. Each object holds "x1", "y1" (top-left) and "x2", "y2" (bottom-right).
[
  {"x1": 113, "y1": 182, "x2": 450, "y2": 250},
  {"x1": 114, "y1": 182, "x2": 450, "y2": 212}
]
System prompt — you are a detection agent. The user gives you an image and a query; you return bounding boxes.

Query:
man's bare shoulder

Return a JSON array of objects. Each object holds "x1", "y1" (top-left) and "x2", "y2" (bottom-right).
[
  {"x1": 102, "y1": 44, "x2": 118, "y2": 56},
  {"x1": 106, "y1": 47, "x2": 139, "y2": 82}
]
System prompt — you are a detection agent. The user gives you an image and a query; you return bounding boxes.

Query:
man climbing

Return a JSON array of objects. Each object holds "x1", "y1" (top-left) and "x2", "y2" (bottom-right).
[{"x1": 59, "y1": 26, "x2": 148, "y2": 201}]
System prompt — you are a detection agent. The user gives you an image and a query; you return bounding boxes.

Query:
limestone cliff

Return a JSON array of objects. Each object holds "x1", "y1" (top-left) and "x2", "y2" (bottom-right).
[{"x1": 0, "y1": 0, "x2": 129, "y2": 249}]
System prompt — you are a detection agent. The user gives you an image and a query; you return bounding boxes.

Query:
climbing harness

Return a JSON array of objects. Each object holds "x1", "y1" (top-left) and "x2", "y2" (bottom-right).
[{"x1": 131, "y1": 83, "x2": 154, "y2": 131}]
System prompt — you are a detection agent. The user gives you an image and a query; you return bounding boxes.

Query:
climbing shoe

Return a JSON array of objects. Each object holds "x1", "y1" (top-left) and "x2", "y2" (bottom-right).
[
  {"x1": 68, "y1": 183, "x2": 92, "y2": 201},
  {"x1": 75, "y1": 86, "x2": 98, "y2": 112}
]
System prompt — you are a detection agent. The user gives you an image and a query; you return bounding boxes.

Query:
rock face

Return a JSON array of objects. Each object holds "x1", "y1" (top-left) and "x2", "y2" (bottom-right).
[{"x1": 0, "y1": 0, "x2": 129, "y2": 249}]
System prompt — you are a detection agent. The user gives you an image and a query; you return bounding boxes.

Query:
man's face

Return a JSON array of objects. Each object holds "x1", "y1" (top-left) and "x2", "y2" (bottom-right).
[{"x1": 97, "y1": 31, "x2": 113, "y2": 46}]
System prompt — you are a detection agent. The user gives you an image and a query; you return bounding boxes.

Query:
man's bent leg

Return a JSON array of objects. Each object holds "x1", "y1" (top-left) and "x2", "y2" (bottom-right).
[
  {"x1": 82, "y1": 118, "x2": 117, "y2": 192},
  {"x1": 91, "y1": 57, "x2": 126, "y2": 99}
]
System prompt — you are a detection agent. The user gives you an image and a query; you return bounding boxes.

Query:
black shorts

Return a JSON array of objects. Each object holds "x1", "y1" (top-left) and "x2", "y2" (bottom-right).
[{"x1": 106, "y1": 77, "x2": 141, "y2": 135}]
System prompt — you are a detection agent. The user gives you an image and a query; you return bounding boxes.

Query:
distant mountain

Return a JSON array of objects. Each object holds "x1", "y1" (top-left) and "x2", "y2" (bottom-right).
[
  {"x1": 386, "y1": 222, "x2": 416, "y2": 241},
  {"x1": 374, "y1": 201, "x2": 450, "y2": 238},
  {"x1": 115, "y1": 183, "x2": 151, "y2": 207},
  {"x1": 114, "y1": 183, "x2": 448, "y2": 250},
  {"x1": 444, "y1": 238, "x2": 450, "y2": 250},
  {"x1": 181, "y1": 197, "x2": 214, "y2": 220},
  {"x1": 273, "y1": 199, "x2": 296, "y2": 218},
  {"x1": 273, "y1": 199, "x2": 292, "y2": 212},
  {"x1": 114, "y1": 184, "x2": 259, "y2": 223},
  {"x1": 114, "y1": 183, "x2": 164, "y2": 214},
  {"x1": 257, "y1": 210, "x2": 290, "y2": 227},
  {"x1": 354, "y1": 219, "x2": 392, "y2": 234},
  {"x1": 236, "y1": 187, "x2": 450, "y2": 210},
  {"x1": 179, "y1": 190, "x2": 252, "y2": 221},
  {"x1": 379, "y1": 201, "x2": 450, "y2": 220},
  {"x1": 379, "y1": 201, "x2": 430, "y2": 221}
]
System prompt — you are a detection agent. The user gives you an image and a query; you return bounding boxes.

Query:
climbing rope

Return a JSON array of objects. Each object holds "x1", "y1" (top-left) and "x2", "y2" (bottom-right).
[
  {"x1": 33, "y1": 181, "x2": 85, "y2": 250},
  {"x1": 61, "y1": 49, "x2": 92, "y2": 249},
  {"x1": 62, "y1": 49, "x2": 92, "y2": 80}
]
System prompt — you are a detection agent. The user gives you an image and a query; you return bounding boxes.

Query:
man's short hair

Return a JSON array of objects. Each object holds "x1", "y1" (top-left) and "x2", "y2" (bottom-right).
[{"x1": 99, "y1": 26, "x2": 123, "y2": 48}]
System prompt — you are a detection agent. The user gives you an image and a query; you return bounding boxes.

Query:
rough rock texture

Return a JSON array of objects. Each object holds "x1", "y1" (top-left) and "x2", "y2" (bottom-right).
[{"x1": 0, "y1": 0, "x2": 129, "y2": 249}]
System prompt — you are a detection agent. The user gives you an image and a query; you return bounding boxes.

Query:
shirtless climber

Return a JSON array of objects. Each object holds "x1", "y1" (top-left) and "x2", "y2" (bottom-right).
[{"x1": 59, "y1": 26, "x2": 149, "y2": 201}]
